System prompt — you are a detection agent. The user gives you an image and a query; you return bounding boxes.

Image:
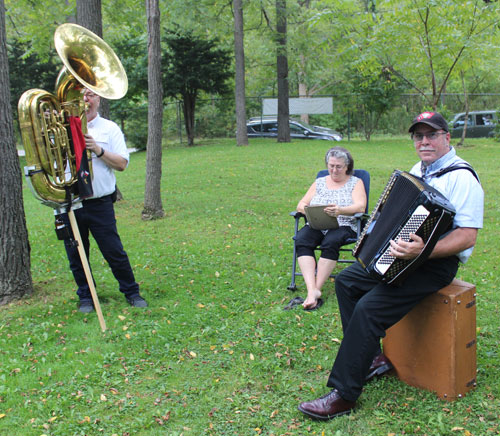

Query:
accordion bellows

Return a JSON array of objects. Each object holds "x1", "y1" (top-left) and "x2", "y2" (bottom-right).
[{"x1": 353, "y1": 170, "x2": 456, "y2": 286}]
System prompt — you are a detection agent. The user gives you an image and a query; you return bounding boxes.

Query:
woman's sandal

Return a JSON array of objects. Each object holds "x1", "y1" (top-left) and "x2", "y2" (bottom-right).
[
  {"x1": 283, "y1": 296, "x2": 305, "y2": 310},
  {"x1": 303, "y1": 298, "x2": 324, "y2": 311}
]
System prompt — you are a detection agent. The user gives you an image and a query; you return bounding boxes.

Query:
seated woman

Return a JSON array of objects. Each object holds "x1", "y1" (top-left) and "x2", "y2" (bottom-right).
[{"x1": 295, "y1": 146, "x2": 367, "y2": 310}]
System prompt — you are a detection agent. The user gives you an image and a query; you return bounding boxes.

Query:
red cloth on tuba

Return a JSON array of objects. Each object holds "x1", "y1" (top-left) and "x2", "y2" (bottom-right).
[{"x1": 69, "y1": 116, "x2": 93, "y2": 199}]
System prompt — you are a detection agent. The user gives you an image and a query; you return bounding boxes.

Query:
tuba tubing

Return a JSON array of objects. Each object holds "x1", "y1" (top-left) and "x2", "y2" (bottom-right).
[{"x1": 18, "y1": 23, "x2": 128, "y2": 209}]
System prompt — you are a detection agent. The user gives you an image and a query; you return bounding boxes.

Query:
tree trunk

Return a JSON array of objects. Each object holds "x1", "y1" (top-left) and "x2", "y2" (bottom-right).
[
  {"x1": 276, "y1": 0, "x2": 290, "y2": 143},
  {"x1": 183, "y1": 96, "x2": 196, "y2": 146},
  {"x1": 142, "y1": 0, "x2": 164, "y2": 220},
  {"x1": 0, "y1": 0, "x2": 34, "y2": 304},
  {"x1": 457, "y1": 70, "x2": 468, "y2": 147},
  {"x1": 298, "y1": 80, "x2": 309, "y2": 124},
  {"x1": 233, "y1": 0, "x2": 248, "y2": 146},
  {"x1": 76, "y1": 0, "x2": 110, "y2": 120},
  {"x1": 298, "y1": 0, "x2": 310, "y2": 124}
]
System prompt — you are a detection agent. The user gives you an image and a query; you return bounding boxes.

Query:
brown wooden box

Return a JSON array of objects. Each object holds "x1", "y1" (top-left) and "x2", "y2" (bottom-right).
[{"x1": 382, "y1": 279, "x2": 477, "y2": 401}]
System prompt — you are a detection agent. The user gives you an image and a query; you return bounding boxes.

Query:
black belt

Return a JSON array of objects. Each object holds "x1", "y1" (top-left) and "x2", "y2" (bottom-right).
[{"x1": 82, "y1": 194, "x2": 113, "y2": 204}]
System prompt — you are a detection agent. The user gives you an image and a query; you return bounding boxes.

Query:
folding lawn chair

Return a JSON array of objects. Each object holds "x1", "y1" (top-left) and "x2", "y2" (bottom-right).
[{"x1": 287, "y1": 168, "x2": 370, "y2": 291}]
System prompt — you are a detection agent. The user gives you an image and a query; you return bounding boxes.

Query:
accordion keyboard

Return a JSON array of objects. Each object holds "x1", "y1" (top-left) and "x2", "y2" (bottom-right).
[{"x1": 375, "y1": 205, "x2": 430, "y2": 275}]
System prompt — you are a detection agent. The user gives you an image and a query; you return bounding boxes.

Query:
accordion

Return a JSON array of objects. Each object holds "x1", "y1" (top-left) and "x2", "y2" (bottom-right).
[{"x1": 353, "y1": 170, "x2": 456, "y2": 286}]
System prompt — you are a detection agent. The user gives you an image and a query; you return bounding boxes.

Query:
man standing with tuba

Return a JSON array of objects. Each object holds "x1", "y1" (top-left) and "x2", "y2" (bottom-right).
[
  {"x1": 297, "y1": 112, "x2": 483, "y2": 420},
  {"x1": 61, "y1": 88, "x2": 148, "y2": 313}
]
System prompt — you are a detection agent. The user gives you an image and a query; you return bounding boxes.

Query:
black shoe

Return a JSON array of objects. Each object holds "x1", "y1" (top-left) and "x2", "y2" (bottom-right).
[
  {"x1": 303, "y1": 298, "x2": 324, "y2": 311},
  {"x1": 365, "y1": 353, "x2": 393, "y2": 381},
  {"x1": 283, "y1": 296, "x2": 305, "y2": 310},
  {"x1": 78, "y1": 301, "x2": 95, "y2": 313},
  {"x1": 298, "y1": 389, "x2": 356, "y2": 420},
  {"x1": 126, "y1": 295, "x2": 148, "y2": 308}
]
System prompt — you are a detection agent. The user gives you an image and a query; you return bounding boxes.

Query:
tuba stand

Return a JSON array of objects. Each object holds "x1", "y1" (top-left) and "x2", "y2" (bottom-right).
[
  {"x1": 66, "y1": 208, "x2": 107, "y2": 332},
  {"x1": 55, "y1": 202, "x2": 107, "y2": 332}
]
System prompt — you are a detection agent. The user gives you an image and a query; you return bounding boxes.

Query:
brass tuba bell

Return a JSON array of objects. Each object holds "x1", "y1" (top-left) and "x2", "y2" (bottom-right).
[{"x1": 18, "y1": 23, "x2": 128, "y2": 208}]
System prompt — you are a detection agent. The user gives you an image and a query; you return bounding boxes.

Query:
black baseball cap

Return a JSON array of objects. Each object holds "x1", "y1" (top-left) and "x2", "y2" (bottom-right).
[{"x1": 408, "y1": 111, "x2": 449, "y2": 133}]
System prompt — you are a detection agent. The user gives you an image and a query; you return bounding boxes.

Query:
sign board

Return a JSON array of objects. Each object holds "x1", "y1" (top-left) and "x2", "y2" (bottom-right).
[{"x1": 262, "y1": 97, "x2": 333, "y2": 115}]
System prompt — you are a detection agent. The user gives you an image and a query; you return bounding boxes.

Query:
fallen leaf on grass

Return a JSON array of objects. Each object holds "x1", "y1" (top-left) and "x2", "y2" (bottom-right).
[{"x1": 154, "y1": 411, "x2": 171, "y2": 425}]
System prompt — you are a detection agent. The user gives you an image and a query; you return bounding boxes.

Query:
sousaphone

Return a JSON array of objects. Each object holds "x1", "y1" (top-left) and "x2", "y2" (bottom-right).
[{"x1": 18, "y1": 23, "x2": 128, "y2": 208}]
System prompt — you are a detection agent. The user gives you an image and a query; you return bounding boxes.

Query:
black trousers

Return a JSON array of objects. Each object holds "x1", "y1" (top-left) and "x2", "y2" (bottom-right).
[
  {"x1": 62, "y1": 195, "x2": 140, "y2": 302},
  {"x1": 295, "y1": 225, "x2": 356, "y2": 261},
  {"x1": 328, "y1": 257, "x2": 459, "y2": 402}
]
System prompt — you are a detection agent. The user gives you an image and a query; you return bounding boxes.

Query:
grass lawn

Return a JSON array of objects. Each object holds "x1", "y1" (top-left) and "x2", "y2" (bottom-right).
[{"x1": 1, "y1": 136, "x2": 499, "y2": 436}]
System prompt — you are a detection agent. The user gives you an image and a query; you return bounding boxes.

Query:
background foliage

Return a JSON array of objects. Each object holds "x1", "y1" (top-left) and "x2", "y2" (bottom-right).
[{"x1": 5, "y1": 0, "x2": 500, "y2": 147}]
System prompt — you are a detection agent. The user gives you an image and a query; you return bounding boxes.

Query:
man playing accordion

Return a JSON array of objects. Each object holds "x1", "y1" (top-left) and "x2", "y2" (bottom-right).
[{"x1": 298, "y1": 111, "x2": 484, "y2": 420}]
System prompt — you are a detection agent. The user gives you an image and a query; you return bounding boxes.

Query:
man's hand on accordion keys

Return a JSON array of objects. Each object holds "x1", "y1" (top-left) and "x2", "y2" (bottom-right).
[{"x1": 389, "y1": 233, "x2": 425, "y2": 260}]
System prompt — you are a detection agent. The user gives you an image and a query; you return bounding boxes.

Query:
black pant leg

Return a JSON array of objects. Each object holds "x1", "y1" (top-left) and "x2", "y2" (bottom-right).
[{"x1": 328, "y1": 258, "x2": 459, "y2": 401}]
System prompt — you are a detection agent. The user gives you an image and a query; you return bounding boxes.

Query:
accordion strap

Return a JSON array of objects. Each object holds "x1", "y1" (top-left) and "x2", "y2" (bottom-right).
[{"x1": 429, "y1": 163, "x2": 480, "y2": 184}]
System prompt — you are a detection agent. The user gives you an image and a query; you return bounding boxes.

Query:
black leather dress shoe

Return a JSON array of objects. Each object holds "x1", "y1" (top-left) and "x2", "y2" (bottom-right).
[
  {"x1": 298, "y1": 389, "x2": 355, "y2": 420},
  {"x1": 365, "y1": 353, "x2": 393, "y2": 381}
]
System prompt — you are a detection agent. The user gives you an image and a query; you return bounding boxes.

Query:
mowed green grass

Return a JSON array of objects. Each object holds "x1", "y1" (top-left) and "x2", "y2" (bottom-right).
[{"x1": 0, "y1": 137, "x2": 498, "y2": 435}]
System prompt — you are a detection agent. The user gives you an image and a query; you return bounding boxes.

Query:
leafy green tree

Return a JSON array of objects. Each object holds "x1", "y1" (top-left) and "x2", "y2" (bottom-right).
[
  {"x1": 348, "y1": 67, "x2": 404, "y2": 140},
  {"x1": 0, "y1": 0, "x2": 33, "y2": 304},
  {"x1": 374, "y1": 0, "x2": 500, "y2": 109},
  {"x1": 7, "y1": 40, "x2": 59, "y2": 118},
  {"x1": 162, "y1": 30, "x2": 232, "y2": 146},
  {"x1": 109, "y1": 34, "x2": 149, "y2": 148}
]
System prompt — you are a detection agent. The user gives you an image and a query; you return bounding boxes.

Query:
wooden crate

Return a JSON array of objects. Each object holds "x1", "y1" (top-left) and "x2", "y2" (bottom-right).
[{"x1": 383, "y1": 279, "x2": 477, "y2": 400}]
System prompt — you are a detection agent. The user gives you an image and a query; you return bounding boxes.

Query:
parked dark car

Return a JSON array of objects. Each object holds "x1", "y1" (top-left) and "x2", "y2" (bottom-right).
[
  {"x1": 246, "y1": 117, "x2": 342, "y2": 141},
  {"x1": 449, "y1": 110, "x2": 497, "y2": 138}
]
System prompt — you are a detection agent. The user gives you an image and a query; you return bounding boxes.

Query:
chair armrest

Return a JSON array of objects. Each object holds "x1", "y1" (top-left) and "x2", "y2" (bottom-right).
[
  {"x1": 289, "y1": 211, "x2": 306, "y2": 219},
  {"x1": 353, "y1": 212, "x2": 370, "y2": 220}
]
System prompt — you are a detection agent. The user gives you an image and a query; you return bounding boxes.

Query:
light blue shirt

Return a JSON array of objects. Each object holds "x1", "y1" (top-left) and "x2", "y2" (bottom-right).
[{"x1": 409, "y1": 147, "x2": 484, "y2": 263}]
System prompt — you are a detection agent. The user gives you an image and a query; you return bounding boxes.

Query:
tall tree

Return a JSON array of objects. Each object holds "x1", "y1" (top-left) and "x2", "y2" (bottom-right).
[
  {"x1": 76, "y1": 0, "x2": 110, "y2": 119},
  {"x1": 276, "y1": 0, "x2": 290, "y2": 142},
  {"x1": 375, "y1": 0, "x2": 500, "y2": 110},
  {"x1": 233, "y1": 0, "x2": 248, "y2": 146},
  {"x1": 0, "y1": 0, "x2": 33, "y2": 304},
  {"x1": 142, "y1": 0, "x2": 164, "y2": 220},
  {"x1": 162, "y1": 31, "x2": 232, "y2": 146}
]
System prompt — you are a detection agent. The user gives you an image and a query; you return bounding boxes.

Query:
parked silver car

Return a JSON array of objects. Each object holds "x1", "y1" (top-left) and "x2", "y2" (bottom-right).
[{"x1": 246, "y1": 117, "x2": 342, "y2": 141}]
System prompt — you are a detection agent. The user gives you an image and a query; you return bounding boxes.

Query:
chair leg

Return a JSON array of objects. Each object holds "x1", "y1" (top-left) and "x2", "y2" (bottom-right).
[
  {"x1": 288, "y1": 240, "x2": 299, "y2": 291},
  {"x1": 288, "y1": 216, "x2": 301, "y2": 291}
]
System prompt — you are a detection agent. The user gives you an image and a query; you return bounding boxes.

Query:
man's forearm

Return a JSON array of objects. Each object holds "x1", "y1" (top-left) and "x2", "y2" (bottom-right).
[{"x1": 429, "y1": 227, "x2": 478, "y2": 259}]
